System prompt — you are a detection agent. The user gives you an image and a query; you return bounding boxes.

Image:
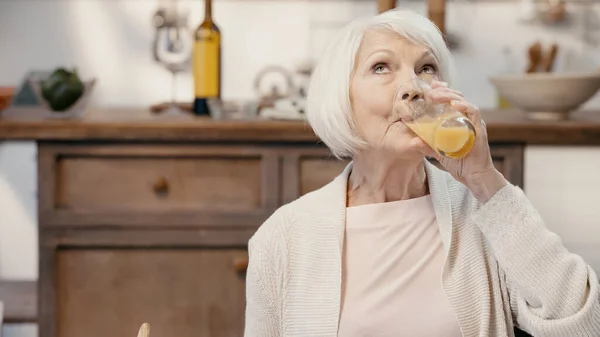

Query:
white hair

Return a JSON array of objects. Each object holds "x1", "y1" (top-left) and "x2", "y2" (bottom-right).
[{"x1": 305, "y1": 9, "x2": 458, "y2": 159}]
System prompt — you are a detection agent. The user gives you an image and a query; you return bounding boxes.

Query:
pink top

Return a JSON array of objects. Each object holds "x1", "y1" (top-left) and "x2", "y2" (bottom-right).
[{"x1": 338, "y1": 195, "x2": 463, "y2": 337}]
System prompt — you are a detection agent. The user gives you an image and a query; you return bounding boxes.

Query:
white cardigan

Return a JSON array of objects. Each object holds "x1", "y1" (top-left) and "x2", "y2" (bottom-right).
[{"x1": 244, "y1": 161, "x2": 600, "y2": 336}]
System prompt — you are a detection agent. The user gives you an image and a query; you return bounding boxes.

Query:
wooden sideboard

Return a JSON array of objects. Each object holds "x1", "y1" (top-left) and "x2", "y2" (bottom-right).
[
  {"x1": 35, "y1": 143, "x2": 346, "y2": 337},
  {"x1": 37, "y1": 143, "x2": 520, "y2": 337},
  {"x1": 3, "y1": 108, "x2": 600, "y2": 337}
]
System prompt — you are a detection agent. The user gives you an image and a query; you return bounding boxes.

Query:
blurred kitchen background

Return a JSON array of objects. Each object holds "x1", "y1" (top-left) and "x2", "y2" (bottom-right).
[{"x1": 2, "y1": 0, "x2": 600, "y2": 336}]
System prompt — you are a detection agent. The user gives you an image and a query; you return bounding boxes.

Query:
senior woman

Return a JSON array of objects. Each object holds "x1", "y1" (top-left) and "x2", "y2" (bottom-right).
[{"x1": 244, "y1": 9, "x2": 600, "y2": 337}]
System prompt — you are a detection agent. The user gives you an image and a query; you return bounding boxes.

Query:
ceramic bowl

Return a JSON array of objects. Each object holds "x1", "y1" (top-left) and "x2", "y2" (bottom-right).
[{"x1": 490, "y1": 72, "x2": 600, "y2": 120}]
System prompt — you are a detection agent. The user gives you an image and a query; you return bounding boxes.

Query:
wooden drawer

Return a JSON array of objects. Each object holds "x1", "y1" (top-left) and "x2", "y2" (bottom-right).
[
  {"x1": 38, "y1": 144, "x2": 280, "y2": 227},
  {"x1": 57, "y1": 157, "x2": 262, "y2": 212}
]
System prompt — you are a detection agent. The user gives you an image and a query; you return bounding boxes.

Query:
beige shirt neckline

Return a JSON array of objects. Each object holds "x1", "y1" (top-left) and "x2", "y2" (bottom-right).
[{"x1": 339, "y1": 194, "x2": 462, "y2": 337}]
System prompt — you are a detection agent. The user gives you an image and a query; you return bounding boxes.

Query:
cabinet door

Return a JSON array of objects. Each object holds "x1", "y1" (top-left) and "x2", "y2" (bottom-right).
[
  {"x1": 55, "y1": 247, "x2": 248, "y2": 337},
  {"x1": 489, "y1": 144, "x2": 524, "y2": 188}
]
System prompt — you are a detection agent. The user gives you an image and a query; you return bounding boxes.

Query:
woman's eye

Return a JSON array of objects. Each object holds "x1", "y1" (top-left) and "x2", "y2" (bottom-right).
[
  {"x1": 373, "y1": 63, "x2": 390, "y2": 74},
  {"x1": 421, "y1": 64, "x2": 437, "y2": 74}
]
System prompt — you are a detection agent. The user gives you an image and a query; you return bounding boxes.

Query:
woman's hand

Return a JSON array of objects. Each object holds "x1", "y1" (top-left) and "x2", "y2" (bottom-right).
[{"x1": 409, "y1": 80, "x2": 508, "y2": 202}]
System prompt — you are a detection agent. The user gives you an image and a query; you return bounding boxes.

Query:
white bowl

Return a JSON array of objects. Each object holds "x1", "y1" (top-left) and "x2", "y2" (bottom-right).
[{"x1": 490, "y1": 72, "x2": 600, "y2": 120}]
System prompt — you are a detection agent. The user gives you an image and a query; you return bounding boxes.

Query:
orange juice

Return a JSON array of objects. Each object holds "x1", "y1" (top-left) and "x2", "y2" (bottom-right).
[{"x1": 406, "y1": 112, "x2": 475, "y2": 159}]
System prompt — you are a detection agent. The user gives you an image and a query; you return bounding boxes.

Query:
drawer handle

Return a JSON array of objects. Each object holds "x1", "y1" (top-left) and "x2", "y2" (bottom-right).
[
  {"x1": 153, "y1": 176, "x2": 170, "y2": 196},
  {"x1": 233, "y1": 257, "x2": 249, "y2": 273}
]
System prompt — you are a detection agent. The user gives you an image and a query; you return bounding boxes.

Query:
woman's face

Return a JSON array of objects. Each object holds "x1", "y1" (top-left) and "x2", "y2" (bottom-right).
[{"x1": 350, "y1": 28, "x2": 440, "y2": 158}]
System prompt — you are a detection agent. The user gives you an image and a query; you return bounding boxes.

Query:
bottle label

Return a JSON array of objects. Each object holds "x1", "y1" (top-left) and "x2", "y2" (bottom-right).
[{"x1": 193, "y1": 35, "x2": 220, "y2": 98}]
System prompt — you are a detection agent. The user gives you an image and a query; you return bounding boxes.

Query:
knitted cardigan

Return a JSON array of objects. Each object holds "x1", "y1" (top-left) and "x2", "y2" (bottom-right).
[{"x1": 244, "y1": 161, "x2": 600, "y2": 336}]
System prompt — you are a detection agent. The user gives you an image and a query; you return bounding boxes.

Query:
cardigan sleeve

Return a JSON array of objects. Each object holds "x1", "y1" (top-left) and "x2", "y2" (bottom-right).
[
  {"x1": 471, "y1": 184, "x2": 600, "y2": 337},
  {"x1": 244, "y1": 235, "x2": 281, "y2": 337}
]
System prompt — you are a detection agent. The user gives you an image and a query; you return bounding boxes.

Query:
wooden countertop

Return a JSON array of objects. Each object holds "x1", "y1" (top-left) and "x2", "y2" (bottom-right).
[{"x1": 2, "y1": 107, "x2": 600, "y2": 145}]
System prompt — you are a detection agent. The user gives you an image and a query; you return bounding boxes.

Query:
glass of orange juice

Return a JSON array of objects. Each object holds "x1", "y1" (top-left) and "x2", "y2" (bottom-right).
[{"x1": 392, "y1": 77, "x2": 476, "y2": 159}]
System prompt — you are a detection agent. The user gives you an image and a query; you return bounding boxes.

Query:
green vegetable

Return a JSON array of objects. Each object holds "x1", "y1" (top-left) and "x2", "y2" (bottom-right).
[{"x1": 41, "y1": 67, "x2": 85, "y2": 112}]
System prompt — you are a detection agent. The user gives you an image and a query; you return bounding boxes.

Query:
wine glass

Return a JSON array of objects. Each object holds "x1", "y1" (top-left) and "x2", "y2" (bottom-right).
[
  {"x1": 153, "y1": 11, "x2": 193, "y2": 115},
  {"x1": 392, "y1": 76, "x2": 476, "y2": 159}
]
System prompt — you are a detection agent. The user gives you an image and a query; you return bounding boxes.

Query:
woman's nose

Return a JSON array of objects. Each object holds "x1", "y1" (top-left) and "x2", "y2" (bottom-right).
[
  {"x1": 396, "y1": 82, "x2": 424, "y2": 102},
  {"x1": 402, "y1": 89, "x2": 423, "y2": 101}
]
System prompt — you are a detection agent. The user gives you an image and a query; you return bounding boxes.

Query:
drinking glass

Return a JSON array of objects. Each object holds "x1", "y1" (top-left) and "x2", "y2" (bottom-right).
[
  {"x1": 153, "y1": 23, "x2": 193, "y2": 115},
  {"x1": 392, "y1": 76, "x2": 476, "y2": 159}
]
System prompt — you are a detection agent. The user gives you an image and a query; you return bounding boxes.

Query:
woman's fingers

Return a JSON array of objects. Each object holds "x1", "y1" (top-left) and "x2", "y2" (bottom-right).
[
  {"x1": 430, "y1": 81, "x2": 463, "y2": 96},
  {"x1": 427, "y1": 91, "x2": 464, "y2": 105},
  {"x1": 430, "y1": 80, "x2": 448, "y2": 88},
  {"x1": 427, "y1": 83, "x2": 485, "y2": 131},
  {"x1": 450, "y1": 100, "x2": 482, "y2": 127}
]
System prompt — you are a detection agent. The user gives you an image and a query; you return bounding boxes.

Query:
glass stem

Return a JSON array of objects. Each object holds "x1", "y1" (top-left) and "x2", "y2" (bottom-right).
[{"x1": 171, "y1": 70, "x2": 177, "y2": 106}]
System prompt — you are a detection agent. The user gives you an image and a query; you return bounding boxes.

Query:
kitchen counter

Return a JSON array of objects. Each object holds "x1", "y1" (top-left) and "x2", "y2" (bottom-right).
[{"x1": 1, "y1": 107, "x2": 600, "y2": 144}]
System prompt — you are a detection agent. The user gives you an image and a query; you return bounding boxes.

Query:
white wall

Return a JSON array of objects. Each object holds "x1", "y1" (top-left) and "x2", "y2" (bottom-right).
[
  {"x1": 525, "y1": 146, "x2": 600, "y2": 272},
  {"x1": 0, "y1": 143, "x2": 37, "y2": 279},
  {"x1": 2, "y1": 0, "x2": 600, "y2": 107},
  {"x1": 1, "y1": 1, "x2": 600, "y2": 336},
  {"x1": 0, "y1": 143, "x2": 37, "y2": 337}
]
